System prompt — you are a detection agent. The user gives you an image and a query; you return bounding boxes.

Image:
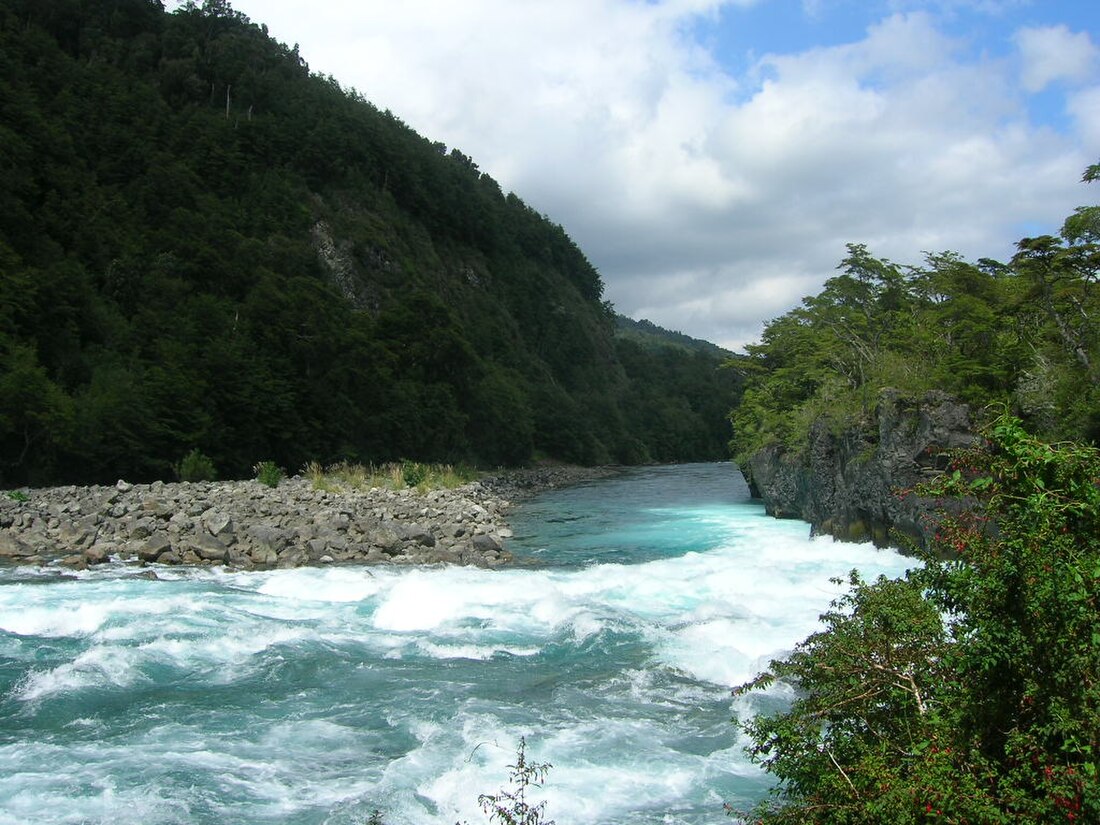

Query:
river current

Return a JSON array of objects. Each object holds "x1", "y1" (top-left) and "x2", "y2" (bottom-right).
[{"x1": 0, "y1": 463, "x2": 912, "y2": 825}]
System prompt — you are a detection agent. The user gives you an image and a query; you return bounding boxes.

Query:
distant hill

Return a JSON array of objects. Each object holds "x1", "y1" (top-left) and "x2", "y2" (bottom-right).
[
  {"x1": 615, "y1": 316, "x2": 733, "y2": 358},
  {"x1": 0, "y1": 0, "x2": 740, "y2": 485}
]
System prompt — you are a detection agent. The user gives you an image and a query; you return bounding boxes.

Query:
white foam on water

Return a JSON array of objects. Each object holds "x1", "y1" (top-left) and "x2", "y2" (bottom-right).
[
  {"x1": 7, "y1": 723, "x2": 379, "y2": 823},
  {"x1": 0, "y1": 601, "x2": 109, "y2": 637},
  {"x1": 65, "y1": 716, "x2": 108, "y2": 732},
  {"x1": 255, "y1": 567, "x2": 383, "y2": 603},
  {"x1": 372, "y1": 571, "x2": 483, "y2": 631},
  {"x1": 13, "y1": 644, "x2": 148, "y2": 701},
  {"x1": 238, "y1": 511, "x2": 913, "y2": 689},
  {"x1": 0, "y1": 785, "x2": 193, "y2": 825},
  {"x1": 137, "y1": 623, "x2": 315, "y2": 684},
  {"x1": 398, "y1": 712, "x2": 741, "y2": 825},
  {"x1": 566, "y1": 609, "x2": 606, "y2": 642},
  {"x1": 416, "y1": 641, "x2": 541, "y2": 660},
  {"x1": 382, "y1": 716, "x2": 540, "y2": 824},
  {"x1": 0, "y1": 472, "x2": 919, "y2": 825}
]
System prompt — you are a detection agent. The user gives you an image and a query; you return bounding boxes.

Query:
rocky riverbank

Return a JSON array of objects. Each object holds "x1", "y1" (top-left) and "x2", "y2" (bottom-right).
[
  {"x1": 743, "y1": 389, "x2": 978, "y2": 551},
  {"x1": 0, "y1": 466, "x2": 617, "y2": 571}
]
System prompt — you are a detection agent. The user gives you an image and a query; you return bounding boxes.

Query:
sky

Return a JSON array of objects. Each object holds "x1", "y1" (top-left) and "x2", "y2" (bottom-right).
[{"x1": 220, "y1": 0, "x2": 1098, "y2": 351}]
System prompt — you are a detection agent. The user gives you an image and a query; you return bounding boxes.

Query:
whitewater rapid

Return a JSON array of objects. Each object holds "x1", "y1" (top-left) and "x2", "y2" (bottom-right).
[{"x1": 0, "y1": 464, "x2": 913, "y2": 824}]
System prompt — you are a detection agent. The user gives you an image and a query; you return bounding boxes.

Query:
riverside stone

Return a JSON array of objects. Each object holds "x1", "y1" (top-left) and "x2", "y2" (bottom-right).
[
  {"x1": 250, "y1": 546, "x2": 278, "y2": 566},
  {"x1": 139, "y1": 533, "x2": 172, "y2": 562},
  {"x1": 59, "y1": 517, "x2": 96, "y2": 547},
  {"x1": 204, "y1": 511, "x2": 234, "y2": 537},
  {"x1": 127, "y1": 518, "x2": 153, "y2": 540},
  {"x1": 0, "y1": 466, "x2": 616, "y2": 571},
  {"x1": 398, "y1": 523, "x2": 435, "y2": 547},
  {"x1": 247, "y1": 524, "x2": 288, "y2": 553},
  {"x1": 367, "y1": 526, "x2": 400, "y2": 552},
  {"x1": 84, "y1": 544, "x2": 111, "y2": 565},
  {"x1": 189, "y1": 534, "x2": 228, "y2": 561},
  {"x1": 0, "y1": 534, "x2": 33, "y2": 557},
  {"x1": 471, "y1": 533, "x2": 502, "y2": 554}
]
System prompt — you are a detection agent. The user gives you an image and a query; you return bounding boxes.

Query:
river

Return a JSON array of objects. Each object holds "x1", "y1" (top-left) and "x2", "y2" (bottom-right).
[{"x1": 0, "y1": 462, "x2": 913, "y2": 824}]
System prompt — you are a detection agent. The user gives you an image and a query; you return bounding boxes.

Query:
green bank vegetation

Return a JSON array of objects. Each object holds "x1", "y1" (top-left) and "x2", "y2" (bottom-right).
[
  {"x1": 303, "y1": 459, "x2": 479, "y2": 493},
  {"x1": 732, "y1": 414, "x2": 1100, "y2": 823},
  {"x1": 0, "y1": 0, "x2": 737, "y2": 488},
  {"x1": 728, "y1": 163, "x2": 1099, "y2": 824},
  {"x1": 730, "y1": 166, "x2": 1100, "y2": 465}
]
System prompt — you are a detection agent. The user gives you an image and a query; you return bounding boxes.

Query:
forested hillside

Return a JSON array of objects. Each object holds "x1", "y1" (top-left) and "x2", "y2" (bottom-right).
[
  {"x1": 615, "y1": 315, "x2": 732, "y2": 359},
  {"x1": 731, "y1": 168, "x2": 1100, "y2": 468},
  {"x1": 0, "y1": 0, "x2": 736, "y2": 486}
]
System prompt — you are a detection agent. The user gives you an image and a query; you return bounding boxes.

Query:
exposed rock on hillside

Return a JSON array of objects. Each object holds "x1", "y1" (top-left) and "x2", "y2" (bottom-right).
[{"x1": 743, "y1": 390, "x2": 978, "y2": 551}]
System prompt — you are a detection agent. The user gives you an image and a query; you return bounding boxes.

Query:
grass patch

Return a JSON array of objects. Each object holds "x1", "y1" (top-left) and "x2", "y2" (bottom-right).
[
  {"x1": 303, "y1": 460, "x2": 480, "y2": 493},
  {"x1": 253, "y1": 460, "x2": 284, "y2": 488}
]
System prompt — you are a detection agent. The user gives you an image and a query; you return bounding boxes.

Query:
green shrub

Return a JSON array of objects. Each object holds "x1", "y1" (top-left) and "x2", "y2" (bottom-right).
[
  {"x1": 253, "y1": 460, "x2": 283, "y2": 488},
  {"x1": 177, "y1": 449, "x2": 217, "y2": 482},
  {"x1": 473, "y1": 738, "x2": 555, "y2": 825},
  {"x1": 732, "y1": 414, "x2": 1100, "y2": 823},
  {"x1": 6, "y1": 490, "x2": 29, "y2": 502},
  {"x1": 399, "y1": 459, "x2": 426, "y2": 488}
]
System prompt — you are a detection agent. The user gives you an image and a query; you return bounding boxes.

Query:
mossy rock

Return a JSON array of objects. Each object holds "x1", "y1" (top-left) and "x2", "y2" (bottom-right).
[{"x1": 845, "y1": 519, "x2": 870, "y2": 542}]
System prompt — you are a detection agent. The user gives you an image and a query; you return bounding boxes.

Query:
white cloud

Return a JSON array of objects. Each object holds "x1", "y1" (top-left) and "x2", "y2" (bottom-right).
[
  {"x1": 894, "y1": 0, "x2": 1021, "y2": 11},
  {"x1": 1068, "y1": 85, "x2": 1100, "y2": 147},
  {"x1": 229, "y1": 1, "x2": 1094, "y2": 352},
  {"x1": 1014, "y1": 24, "x2": 1098, "y2": 92}
]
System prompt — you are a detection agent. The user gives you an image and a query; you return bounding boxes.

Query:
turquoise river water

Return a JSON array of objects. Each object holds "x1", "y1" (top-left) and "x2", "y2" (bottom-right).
[{"x1": 0, "y1": 463, "x2": 914, "y2": 825}]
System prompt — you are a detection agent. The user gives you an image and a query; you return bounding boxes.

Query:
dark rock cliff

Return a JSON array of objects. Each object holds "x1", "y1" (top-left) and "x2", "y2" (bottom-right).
[{"x1": 742, "y1": 390, "x2": 978, "y2": 552}]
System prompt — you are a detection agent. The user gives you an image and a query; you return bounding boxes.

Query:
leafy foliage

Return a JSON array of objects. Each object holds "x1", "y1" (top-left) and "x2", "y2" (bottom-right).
[
  {"x1": 730, "y1": 170, "x2": 1100, "y2": 465},
  {"x1": 0, "y1": 0, "x2": 735, "y2": 486},
  {"x1": 253, "y1": 460, "x2": 282, "y2": 488},
  {"x1": 475, "y1": 738, "x2": 555, "y2": 825},
  {"x1": 176, "y1": 448, "x2": 217, "y2": 482},
  {"x1": 733, "y1": 415, "x2": 1100, "y2": 823}
]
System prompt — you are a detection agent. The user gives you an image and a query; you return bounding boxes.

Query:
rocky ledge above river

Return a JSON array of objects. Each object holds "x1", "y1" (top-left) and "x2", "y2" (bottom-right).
[
  {"x1": 743, "y1": 389, "x2": 978, "y2": 551},
  {"x1": 0, "y1": 466, "x2": 614, "y2": 572}
]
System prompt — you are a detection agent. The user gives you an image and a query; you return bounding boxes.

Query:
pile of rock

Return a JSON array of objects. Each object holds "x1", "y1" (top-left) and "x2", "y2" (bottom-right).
[{"x1": 0, "y1": 476, "x2": 517, "y2": 571}]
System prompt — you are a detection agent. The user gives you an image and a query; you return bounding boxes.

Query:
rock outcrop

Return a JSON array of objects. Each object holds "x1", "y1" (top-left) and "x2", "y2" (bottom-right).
[
  {"x1": 0, "y1": 476, "x2": 529, "y2": 571},
  {"x1": 743, "y1": 390, "x2": 978, "y2": 551}
]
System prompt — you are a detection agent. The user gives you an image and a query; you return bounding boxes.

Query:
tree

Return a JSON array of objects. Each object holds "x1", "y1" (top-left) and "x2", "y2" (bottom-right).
[
  {"x1": 733, "y1": 573, "x2": 955, "y2": 824},
  {"x1": 733, "y1": 414, "x2": 1100, "y2": 823},
  {"x1": 1012, "y1": 234, "x2": 1099, "y2": 385},
  {"x1": 0, "y1": 344, "x2": 75, "y2": 484}
]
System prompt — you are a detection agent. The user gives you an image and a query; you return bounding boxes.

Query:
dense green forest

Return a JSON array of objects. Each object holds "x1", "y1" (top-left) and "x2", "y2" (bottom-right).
[
  {"x1": 730, "y1": 168, "x2": 1100, "y2": 466},
  {"x1": 615, "y1": 315, "x2": 732, "y2": 359},
  {"x1": 0, "y1": 0, "x2": 737, "y2": 486}
]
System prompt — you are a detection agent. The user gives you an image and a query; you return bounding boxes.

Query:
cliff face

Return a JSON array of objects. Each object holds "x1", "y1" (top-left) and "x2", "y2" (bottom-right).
[{"x1": 743, "y1": 390, "x2": 978, "y2": 551}]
